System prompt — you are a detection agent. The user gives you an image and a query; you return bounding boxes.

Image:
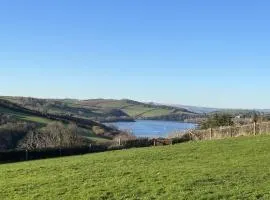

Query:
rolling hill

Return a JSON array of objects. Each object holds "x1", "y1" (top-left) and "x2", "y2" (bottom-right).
[
  {"x1": 171, "y1": 103, "x2": 270, "y2": 115},
  {"x1": 2, "y1": 96, "x2": 269, "y2": 126},
  {"x1": 0, "y1": 96, "x2": 199, "y2": 122}
]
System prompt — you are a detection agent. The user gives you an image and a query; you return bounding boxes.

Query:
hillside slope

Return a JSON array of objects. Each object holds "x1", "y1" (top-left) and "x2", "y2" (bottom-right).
[
  {"x1": 1, "y1": 96, "x2": 134, "y2": 123},
  {"x1": 81, "y1": 99, "x2": 196, "y2": 117},
  {"x1": 1, "y1": 135, "x2": 270, "y2": 199},
  {"x1": 0, "y1": 99, "x2": 120, "y2": 142},
  {"x1": 1, "y1": 96, "x2": 200, "y2": 122}
]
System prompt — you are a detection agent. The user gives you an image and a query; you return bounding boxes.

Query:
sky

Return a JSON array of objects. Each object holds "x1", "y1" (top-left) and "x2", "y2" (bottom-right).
[{"x1": 1, "y1": 0, "x2": 270, "y2": 109}]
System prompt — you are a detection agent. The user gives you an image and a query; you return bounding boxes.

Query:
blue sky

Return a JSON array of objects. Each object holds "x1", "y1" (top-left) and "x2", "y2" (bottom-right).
[{"x1": 1, "y1": 0, "x2": 270, "y2": 109}]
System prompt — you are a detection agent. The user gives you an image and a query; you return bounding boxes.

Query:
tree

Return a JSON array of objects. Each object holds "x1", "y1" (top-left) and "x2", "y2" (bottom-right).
[
  {"x1": 251, "y1": 112, "x2": 259, "y2": 123},
  {"x1": 200, "y1": 113, "x2": 234, "y2": 129}
]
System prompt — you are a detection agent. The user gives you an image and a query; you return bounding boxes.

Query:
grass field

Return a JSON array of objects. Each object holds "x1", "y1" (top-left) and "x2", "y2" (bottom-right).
[
  {"x1": 79, "y1": 99, "x2": 173, "y2": 118},
  {"x1": 121, "y1": 106, "x2": 155, "y2": 117},
  {"x1": 0, "y1": 107, "x2": 52, "y2": 124},
  {"x1": 1, "y1": 135, "x2": 270, "y2": 199},
  {"x1": 78, "y1": 127, "x2": 110, "y2": 142},
  {"x1": 140, "y1": 108, "x2": 173, "y2": 117}
]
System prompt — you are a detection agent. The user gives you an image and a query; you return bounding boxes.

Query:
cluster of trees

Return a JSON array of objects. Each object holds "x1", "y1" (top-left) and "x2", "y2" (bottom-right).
[
  {"x1": 0, "y1": 114, "x2": 15, "y2": 125},
  {"x1": 199, "y1": 111, "x2": 266, "y2": 130},
  {"x1": 0, "y1": 115, "x2": 37, "y2": 150},
  {"x1": 143, "y1": 113, "x2": 202, "y2": 122},
  {"x1": 200, "y1": 114, "x2": 234, "y2": 129},
  {"x1": 19, "y1": 122, "x2": 87, "y2": 150},
  {"x1": 6, "y1": 97, "x2": 52, "y2": 113}
]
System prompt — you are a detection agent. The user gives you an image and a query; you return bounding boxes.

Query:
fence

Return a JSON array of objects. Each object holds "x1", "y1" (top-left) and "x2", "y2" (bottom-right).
[
  {"x1": 0, "y1": 138, "x2": 181, "y2": 164},
  {"x1": 171, "y1": 122, "x2": 270, "y2": 141},
  {"x1": 6, "y1": 121, "x2": 268, "y2": 164},
  {"x1": 0, "y1": 145, "x2": 108, "y2": 163}
]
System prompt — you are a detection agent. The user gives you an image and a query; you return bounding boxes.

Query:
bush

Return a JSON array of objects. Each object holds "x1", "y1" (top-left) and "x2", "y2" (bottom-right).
[
  {"x1": 123, "y1": 138, "x2": 152, "y2": 148},
  {"x1": 92, "y1": 126, "x2": 105, "y2": 135},
  {"x1": 172, "y1": 133, "x2": 191, "y2": 144}
]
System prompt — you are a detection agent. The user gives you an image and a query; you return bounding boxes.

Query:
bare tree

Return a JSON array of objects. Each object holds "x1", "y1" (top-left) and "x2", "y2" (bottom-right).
[{"x1": 19, "y1": 122, "x2": 85, "y2": 150}]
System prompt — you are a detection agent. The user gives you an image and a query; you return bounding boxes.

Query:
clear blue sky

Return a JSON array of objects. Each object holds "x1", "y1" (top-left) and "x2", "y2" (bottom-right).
[{"x1": 1, "y1": 0, "x2": 270, "y2": 109}]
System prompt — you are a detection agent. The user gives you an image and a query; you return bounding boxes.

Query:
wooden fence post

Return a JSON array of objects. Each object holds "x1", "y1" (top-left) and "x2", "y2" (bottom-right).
[
  {"x1": 118, "y1": 138, "x2": 121, "y2": 146},
  {"x1": 253, "y1": 122, "x2": 256, "y2": 136},
  {"x1": 89, "y1": 144, "x2": 92, "y2": 152},
  {"x1": 209, "y1": 128, "x2": 213, "y2": 140},
  {"x1": 189, "y1": 131, "x2": 192, "y2": 141},
  {"x1": 25, "y1": 149, "x2": 28, "y2": 161}
]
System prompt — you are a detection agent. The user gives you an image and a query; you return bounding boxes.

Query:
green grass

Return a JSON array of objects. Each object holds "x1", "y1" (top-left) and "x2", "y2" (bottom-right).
[
  {"x1": 1, "y1": 135, "x2": 270, "y2": 199},
  {"x1": 121, "y1": 106, "x2": 155, "y2": 117},
  {"x1": 75, "y1": 99, "x2": 183, "y2": 118},
  {"x1": 0, "y1": 106, "x2": 52, "y2": 124},
  {"x1": 140, "y1": 108, "x2": 173, "y2": 117},
  {"x1": 78, "y1": 128, "x2": 110, "y2": 142},
  {"x1": 90, "y1": 100, "x2": 131, "y2": 109}
]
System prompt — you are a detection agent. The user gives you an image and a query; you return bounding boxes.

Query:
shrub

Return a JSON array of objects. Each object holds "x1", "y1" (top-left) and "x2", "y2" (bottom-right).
[
  {"x1": 92, "y1": 126, "x2": 105, "y2": 135},
  {"x1": 172, "y1": 133, "x2": 191, "y2": 144}
]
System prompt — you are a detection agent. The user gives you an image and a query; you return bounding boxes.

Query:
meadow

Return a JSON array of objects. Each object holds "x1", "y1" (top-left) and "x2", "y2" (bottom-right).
[{"x1": 1, "y1": 135, "x2": 270, "y2": 199}]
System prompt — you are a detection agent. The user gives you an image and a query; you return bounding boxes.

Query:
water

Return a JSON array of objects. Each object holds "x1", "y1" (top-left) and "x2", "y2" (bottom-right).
[{"x1": 106, "y1": 120, "x2": 196, "y2": 138}]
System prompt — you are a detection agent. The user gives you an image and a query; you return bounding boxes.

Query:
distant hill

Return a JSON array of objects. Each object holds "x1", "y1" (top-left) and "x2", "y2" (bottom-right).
[
  {"x1": 0, "y1": 96, "x2": 200, "y2": 123},
  {"x1": 4, "y1": 96, "x2": 269, "y2": 124},
  {"x1": 166, "y1": 104, "x2": 270, "y2": 115},
  {"x1": 169, "y1": 104, "x2": 220, "y2": 114},
  {"x1": 81, "y1": 99, "x2": 197, "y2": 120}
]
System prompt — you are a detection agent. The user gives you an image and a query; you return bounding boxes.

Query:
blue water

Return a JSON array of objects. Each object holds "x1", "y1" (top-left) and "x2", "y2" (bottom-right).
[{"x1": 106, "y1": 120, "x2": 196, "y2": 138}]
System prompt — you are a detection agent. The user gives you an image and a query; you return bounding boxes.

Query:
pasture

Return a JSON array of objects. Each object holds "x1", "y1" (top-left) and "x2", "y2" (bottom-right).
[{"x1": 1, "y1": 135, "x2": 270, "y2": 199}]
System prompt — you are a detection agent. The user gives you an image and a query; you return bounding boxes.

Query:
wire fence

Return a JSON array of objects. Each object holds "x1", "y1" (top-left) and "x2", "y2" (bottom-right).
[{"x1": 170, "y1": 122, "x2": 270, "y2": 141}]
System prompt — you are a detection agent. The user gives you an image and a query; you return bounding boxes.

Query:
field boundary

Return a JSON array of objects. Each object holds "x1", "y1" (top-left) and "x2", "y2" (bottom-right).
[
  {"x1": 0, "y1": 138, "x2": 182, "y2": 164},
  {"x1": 171, "y1": 121, "x2": 270, "y2": 141}
]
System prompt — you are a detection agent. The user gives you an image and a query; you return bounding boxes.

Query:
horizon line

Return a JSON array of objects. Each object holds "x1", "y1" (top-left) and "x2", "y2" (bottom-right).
[{"x1": 0, "y1": 95, "x2": 269, "y2": 111}]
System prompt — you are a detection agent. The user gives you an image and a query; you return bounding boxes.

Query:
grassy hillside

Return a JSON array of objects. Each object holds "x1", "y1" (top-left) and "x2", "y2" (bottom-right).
[
  {"x1": 0, "y1": 106, "x2": 107, "y2": 142},
  {"x1": 1, "y1": 135, "x2": 270, "y2": 199},
  {"x1": 78, "y1": 99, "x2": 198, "y2": 120},
  {"x1": 0, "y1": 97, "x2": 133, "y2": 123},
  {"x1": 0, "y1": 99, "x2": 116, "y2": 143},
  {"x1": 1, "y1": 96, "x2": 198, "y2": 122},
  {"x1": 0, "y1": 105, "x2": 53, "y2": 125}
]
